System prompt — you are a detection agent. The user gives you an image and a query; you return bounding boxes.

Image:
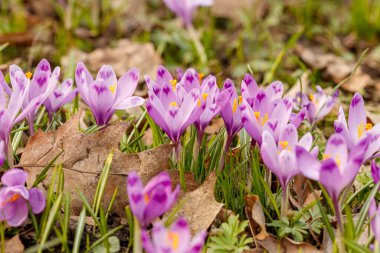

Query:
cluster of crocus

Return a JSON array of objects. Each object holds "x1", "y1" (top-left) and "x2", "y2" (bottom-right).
[
  {"x1": 127, "y1": 171, "x2": 206, "y2": 253},
  {"x1": 145, "y1": 66, "x2": 205, "y2": 146},
  {"x1": 293, "y1": 86, "x2": 339, "y2": 125},
  {"x1": 162, "y1": 0, "x2": 214, "y2": 27},
  {"x1": 0, "y1": 168, "x2": 45, "y2": 226},
  {"x1": 75, "y1": 63, "x2": 145, "y2": 126}
]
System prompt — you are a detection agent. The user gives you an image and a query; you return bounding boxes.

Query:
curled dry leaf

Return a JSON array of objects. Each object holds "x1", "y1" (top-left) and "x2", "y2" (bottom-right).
[
  {"x1": 4, "y1": 235, "x2": 24, "y2": 253},
  {"x1": 244, "y1": 195, "x2": 321, "y2": 252},
  {"x1": 244, "y1": 195, "x2": 268, "y2": 240},
  {"x1": 164, "y1": 172, "x2": 223, "y2": 235},
  {"x1": 211, "y1": 0, "x2": 267, "y2": 22},
  {"x1": 20, "y1": 111, "x2": 173, "y2": 215}
]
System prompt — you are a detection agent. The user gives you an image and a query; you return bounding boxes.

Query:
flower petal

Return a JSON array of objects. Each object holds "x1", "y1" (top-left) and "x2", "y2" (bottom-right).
[
  {"x1": 28, "y1": 188, "x2": 46, "y2": 214},
  {"x1": 1, "y1": 169, "x2": 28, "y2": 186}
]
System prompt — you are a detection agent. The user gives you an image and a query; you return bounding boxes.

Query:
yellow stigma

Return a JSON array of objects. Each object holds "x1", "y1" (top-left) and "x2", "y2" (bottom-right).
[
  {"x1": 202, "y1": 93, "x2": 209, "y2": 100},
  {"x1": 197, "y1": 98, "x2": 201, "y2": 107},
  {"x1": 109, "y1": 83, "x2": 117, "y2": 94},
  {"x1": 357, "y1": 122, "x2": 365, "y2": 138},
  {"x1": 143, "y1": 193, "x2": 150, "y2": 204},
  {"x1": 170, "y1": 79, "x2": 177, "y2": 91},
  {"x1": 169, "y1": 102, "x2": 178, "y2": 107},
  {"x1": 254, "y1": 111, "x2": 260, "y2": 120},
  {"x1": 198, "y1": 73, "x2": 204, "y2": 81},
  {"x1": 167, "y1": 232, "x2": 180, "y2": 250},
  {"x1": 279, "y1": 141, "x2": 289, "y2": 150},
  {"x1": 232, "y1": 98, "x2": 238, "y2": 113},
  {"x1": 308, "y1": 93, "x2": 314, "y2": 102},
  {"x1": 238, "y1": 95, "x2": 243, "y2": 105},
  {"x1": 322, "y1": 154, "x2": 331, "y2": 160},
  {"x1": 366, "y1": 123, "x2": 373, "y2": 131},
  {"x1": 25, "y1": 72, "x2": 33, "y2": 79}
]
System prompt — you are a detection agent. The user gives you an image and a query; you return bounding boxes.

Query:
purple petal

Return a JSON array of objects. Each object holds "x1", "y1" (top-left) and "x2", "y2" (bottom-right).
[
  {"x1": 348, "y1": 93, "x2": 367, "y2": 143},
  {"x1": 1, "y1": 169, "x2": 28, "y2": 186},
  {"x1": 5, "y1": 198, "x2": 29, "y2": 227},
  {"x1": 28, "y1": 188, "x2": 46, "y2": 214}
]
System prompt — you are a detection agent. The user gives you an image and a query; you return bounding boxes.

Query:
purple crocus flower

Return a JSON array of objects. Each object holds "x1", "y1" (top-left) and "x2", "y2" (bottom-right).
[
  {"x1": 141, "y1": 217, "x2": 206, "y2": 253},
  {"x1": 127, "y1": 171, "x2": 180, "y2": 227},
  {"x1": 219, "y1": 79, "x2": 243, "y2": 148},
  {"x1": 369, "y1": 198, "x2": 380, "y2": 249},
  {"x1": 162, "y1": 0, "x2": 214, "y2": 27},
  {"x1": 294, "y1": 86, "x2": 338, "y2": 124},
  {"x1": 261, "y1": 124, "x2": 317, "y2": 190},
  {"x1": 8, "y1": 60, "x2": 60, "y2": 135},
  {"x1": 0, "y1": 168, "x2": 45, "y2": 227},
  {"x1": 240, "y1": 95, "x2": 293, "y2": 146},
  {"x1": 145, "y1": 66, "x2": 204, "y2": 145},
  {"x1": 44, "y1": 78, "x2": 78, "y2": 119},
  {"x1": 75, "y1": 63, "x2": 145, "y2": 126},
  {"x1": 0, "y1": 141, "x2": 5, "y2": 166},
  {"x1": 0, "y1": 69, "x2": 51, "y2": 161},
  {"x1": 372, "y1": 160, "x2": 380, "y2": 185},
  {"x1": 296, "y1": 133, "x2": 369, "y2": 229},
  {"x1": 334, "y1": 93, "x2": 380, "y2": 160}
]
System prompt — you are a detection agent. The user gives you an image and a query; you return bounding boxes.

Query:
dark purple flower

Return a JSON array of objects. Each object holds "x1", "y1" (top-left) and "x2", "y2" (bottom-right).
[
  {"x1": 127, "y1": 171, "x2": 180, "y2": 227},
  {"x1": 0, "y1": 168, "x2": 45, "y2": 227},
  {"x1": 75, "y1": 63, "x2": 144, "y2": 125},
  {"x1": 141, "y1": 217, "x2": 206, "y2": 253}
]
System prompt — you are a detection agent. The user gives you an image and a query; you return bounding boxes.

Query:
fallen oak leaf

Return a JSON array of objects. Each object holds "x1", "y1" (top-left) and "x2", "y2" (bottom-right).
[
  {"x1": 164, "y1": 172, "x2": 223, "y2": 235},
  {"x1": 20, "y1": 111, "x2": 174, "y2": 216},
  {"x1": 244, "y1": 195, "x2": 268, "y2": 241},
  {"x1": 281, "y1": 237, "x2": 322, "y2": 253}
]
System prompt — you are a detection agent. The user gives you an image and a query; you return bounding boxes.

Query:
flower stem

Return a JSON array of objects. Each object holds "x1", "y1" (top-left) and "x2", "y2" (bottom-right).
[
  {"x1": 281, "y1": 185, "x2": 289, "y2": 217},
  {"x1": 0, "y1": 222, "x2": 4, "y2": 253},
  {"x1": 133, "y1": 218, "x2": 142, "y2": 253},
  {"x1": 28, "y1": 116, "x2": 35, "y2": 136},
  {"x1": 175, "y1": 143, "x2": 187, "y2": 191},
  {"x1": 219, "y1": 134, "x2": 232, "y2": 172},
  {"x1": 187, "y1": 25, "x2": 207, "y2": 67},
  {"x1": 7, "y1": 139, "x2": 13, "y2": 168},
  {"x1": 332, "y1": 196, "x2": 346, "y2": 253}
]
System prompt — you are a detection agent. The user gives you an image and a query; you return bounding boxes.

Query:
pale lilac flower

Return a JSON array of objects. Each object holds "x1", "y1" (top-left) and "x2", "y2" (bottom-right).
[
  {"x1": 369, "y1": 198, "x2": 380, "y2": 249},
  {"x1": 296, "y1": 133, "x2": 369, "y2": 229},
  {"x1": 8, "y1": 59, "x2": 59, "y2": 135},
  {"x1": 372, "y1": 160, "x2": 380, "y2": 185},
  {"x1": 44, "y1": 79, "x2": 78, "y2": 119},
  {"x1": 75, "y1": 63, "x2": 145, "y2": 125},
  {"x1": 127, "y1": 171, "x2": 180, "y2": 227},
  {"x1": 145, "y1": 66, "x2": 205, "y2": 145},
  {"x1": 0, "y1": 168, "x2": 45, "y2": 227},
  {"x1": 294, "y1": 86, "x2": 338, "y2": 124},
  {"x1": 141, "y1": 217, "x2": 206, "y2": 253},
  {"x1": 0, "y1": 69, "x2": 51, "y2": 161},
  {"x1": 0, "y1": 141, "x2": 5, "y2": 167},
  {"x1": 261, "y1": 124, "x2": 317, "y2": 189},
  {"x1": 162, "y1": 0, "x2": 214, "y2": 27},
  {"x1": 334, "y1": 93, "x2": 380, "y2": 160}
]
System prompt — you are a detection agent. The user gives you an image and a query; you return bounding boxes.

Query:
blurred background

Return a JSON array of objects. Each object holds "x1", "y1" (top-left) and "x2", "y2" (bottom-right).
[{"x1": 1, "y1": 0, "x2": 380, "y2": 105}]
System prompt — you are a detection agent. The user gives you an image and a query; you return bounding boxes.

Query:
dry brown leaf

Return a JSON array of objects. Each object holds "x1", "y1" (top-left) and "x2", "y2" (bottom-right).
[
  {"x1": 244, "y1": 195, "x2": 268, "y2": 240},
  {"x1": 20, "y1": 112, "x2": 173, "y2": 215},
  {"x1": 165, "y1": 172, "x2": 223, "y2": 235},
  {"x1": 303, "y1": 190, "x2": 322, "y2": 208},
  {"x1": 281, "y1": 237, "x2": 322, "y2": 253},
  {"x1": 211, "y1": 0, "x2": 267, "y2": 22},
  {"x1": 295, "y1": 44, "x2": 374, "y2": 92},
  {"x1": 291, "y1": 175, "x2": 313, "y2": 207},
  {"x1": 204, "y1": 117, "x2": 225, "y2": 135},
  {"x1": 4, "y1": 235, "x2": 24, "y2": 253},
  {"x1": 61, "y1": 39, "x2": 161, "y2": 82}
]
